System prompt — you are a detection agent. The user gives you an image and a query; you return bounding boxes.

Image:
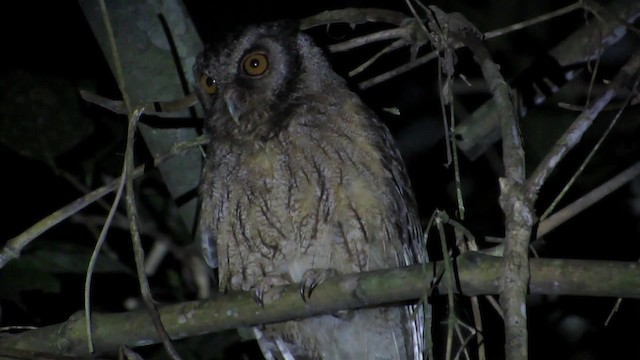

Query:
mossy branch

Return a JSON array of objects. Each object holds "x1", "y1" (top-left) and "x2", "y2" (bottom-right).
[{"x1": 3, "y1": 253, "x2": 640, "y2": 356}]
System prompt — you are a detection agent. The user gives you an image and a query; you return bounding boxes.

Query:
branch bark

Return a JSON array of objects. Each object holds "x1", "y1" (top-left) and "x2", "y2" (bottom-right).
[
  {"x1": 442, "y1": 8, "x2": 532, "y2": 359},
  {"x1": 3, "y1": 253, "x2": 640, "y2": 356},
  {"x1": 526, "y1": 50, "x2": 640, "y2": 194}
]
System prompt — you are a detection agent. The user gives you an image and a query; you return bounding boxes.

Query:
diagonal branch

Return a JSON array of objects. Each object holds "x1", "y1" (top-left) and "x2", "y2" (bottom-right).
[
  {"x1": 526, "y1": 51, "x2": 640, "y2": 195},
  {"x1": 0, "y1": 136, "x2": 207, "y2": 270},
  {"x1": 536, "y1": 161, "x2": 640, "y2": 238}
]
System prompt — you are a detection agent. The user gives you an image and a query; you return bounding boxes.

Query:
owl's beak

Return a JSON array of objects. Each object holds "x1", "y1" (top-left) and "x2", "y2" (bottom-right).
[{"x1": 223, "y1": 91, "x2": 241, "y2": 125}]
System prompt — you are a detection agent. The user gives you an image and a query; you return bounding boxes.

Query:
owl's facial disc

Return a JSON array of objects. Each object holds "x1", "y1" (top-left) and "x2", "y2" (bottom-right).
[
  {"x1": 219, "y1": 50, "x2": 271, "y2": 126},
  {"x1": 198, "y1": 73, "x2": 241, "y2": 125}
]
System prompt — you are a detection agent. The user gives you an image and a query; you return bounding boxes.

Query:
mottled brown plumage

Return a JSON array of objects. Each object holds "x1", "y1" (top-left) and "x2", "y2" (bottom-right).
[{"x1": 194, "y1": 21, "x2": 424, "y2": 359}]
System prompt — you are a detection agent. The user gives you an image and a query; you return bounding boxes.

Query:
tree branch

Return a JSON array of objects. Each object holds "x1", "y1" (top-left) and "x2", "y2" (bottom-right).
[
  {"x1": 3, "y1": 253, "x2": 640, "y2": 356},
  {"x1": 440, "y1": 6, "x2": 532, "y2": 359},
  {"x1": 456, "y1": 0, "x2": 640, "y2": 160},
  {"x1": 526, "y1": 50, "x2": 640, "y2": 195},
  {"x1": 0, "y1": 136, "x2": 207, "y2": 270}
]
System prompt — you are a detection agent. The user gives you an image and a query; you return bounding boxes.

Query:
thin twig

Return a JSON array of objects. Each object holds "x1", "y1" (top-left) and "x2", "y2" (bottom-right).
[
  {"x1": 83, "y1": 152, "x2": 128, "y2": 353},
  {"x1": 604, "y1": 298, "x2": 623, "y2": 326},
  {"x1": 435, "y1": 211, "x2": 456, "y2": 360},
  {"x1": 354, "y1": 2, "x2": 585, "y2": 88},
  {"x1": 452, "y1": 320, "x2": 477, "y2": 360},
  {"x1": 541, "y1": 75, "x2": 640, "y2": 220},
  {"x1": 0, "y1": 166, "x2": 144, "y2": 269},
  {"x1": 300, "y1": 8, "x2": 408, "y2": 29},
  {"x1": 470, "y1": 296, "x2": 486, "y2": 360},
  {"x1": 359, "y1": 51, "x2": 439, "y2": 89},
  {"x1": 0, "y1": 135, "x2": 206, "y2": 270},
  {"x1": 484, "y1": 2, "x2": 583, "y2": 39},
  {"x1": 527, "y1": 51, "x2": 640, "y2": 195},
  {"x1": 308, "y1": 2, "x2": 634, "y2": 93},
  {"x1": 448, "y1": 209, "x2": 489, "y2": 360},
  {"x1": 582, "y1": 0, "x2": 640, "y2": 38},
  {"x1": 537, "y1": 161, "x2": 640, "y2": 237},
  {"x1": 328, "y1": 27, "x2": 407, "y2": 52},
  {"x1": 80, "y1": 90, "x2": 198, "y2": 117},
  {"x1": 98, "y1": 0, "x2": 129, "y2": 110},
  {"x1": 60, "y1": 171, "x2": 114, "y2": 214},
  {"x1": 124, "y1": 107, "x2": 183, "y2": 360},
  {"x1": 348, "y1": 39, "x2": 406, "y2": 77}
]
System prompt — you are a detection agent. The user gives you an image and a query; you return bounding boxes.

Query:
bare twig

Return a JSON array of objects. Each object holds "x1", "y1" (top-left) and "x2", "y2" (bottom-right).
[
  {"x1": 0, "y1": 166, "x2": 145, "y2": 269},
  {"x1": 527, "y1": 51, "x2": 640, "y2": 195},
  {"x1": 300, "y1": 8, "x2": 407, "y2": 29},
  {"x1": 470, "y1": 296, "x2": 486, "y2": 360},
  {"x1": 537, "y1": 161, "x2": 640, "y2": 238},
  {"x1": 303, "y1": 3, "x2": 588, "y2": 90},
  {"x1": 484, "y1": 2, "x2": 583, "y2": 39},
  {"x1": 359, "y1": 51, "x2": 439, "y2": 89},
  {"x1": 348, "y1": 39, "x2": 406, "y2": 77},
  {"x1": 541, "y1": 75, "x2": 640, "y2": 220},
  {"x1": 582, "y1": 0, "x2": 640, "y2": 39},
  {"x1": 97, "y1": 0, "x2": 129, "y2": 110},
  {"x1": 0, "y1": 134, "x2": 206, "y2": 271},
  {"x1": 80, "y1": 90, "x2": 198, "y2": 117},
  {"x1": 83, "y1": 147, "x2": 128, "y2": 352},
  {"x1": 605, "y1": 297, "x2": 623, "y2": 326},
  {"x1": 328, "y1": 27, "x2": 407, "y2": 52},
  {"x1": 122, "y1": 107, "x2": 182, "y2": 360},
  {"x1": 435, "y1": 211, "x2": 456, "y2": 360}
]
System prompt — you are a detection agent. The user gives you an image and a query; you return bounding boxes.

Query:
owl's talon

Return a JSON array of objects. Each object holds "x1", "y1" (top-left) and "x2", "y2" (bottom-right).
[
  {"x1": 299, "y1": 283, "x2": 305, "y2": 301},
  {"x1": 300, "y1": 268, "x2": 338, "y2": 302},
  {"x1": 252, "y1": 275, "x2": 289, "y2": 307},
  {"x1": 299, "y1": 281, "x2": 316, "y2": 303},
  {"x1": 253, "y1": 288, "x2": 265, "y2": 308}
]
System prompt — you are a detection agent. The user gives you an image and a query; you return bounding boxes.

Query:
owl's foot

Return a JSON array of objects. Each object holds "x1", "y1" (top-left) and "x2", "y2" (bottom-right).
[
  {"x1": 300, "y1": 268, "x2": 339, "y2": 302},
  {"x1": 253, "y1": 275, "x2": 289, "y2": 308}
]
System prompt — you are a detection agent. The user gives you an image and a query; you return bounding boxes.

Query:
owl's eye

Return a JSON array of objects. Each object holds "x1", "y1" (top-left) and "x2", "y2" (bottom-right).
[
  {"x1": 242, "y1": 52, "x2": 269, "y2": 76},
  {"x1": 200, "y1": 75, "x2": 218, "y2": 94}
]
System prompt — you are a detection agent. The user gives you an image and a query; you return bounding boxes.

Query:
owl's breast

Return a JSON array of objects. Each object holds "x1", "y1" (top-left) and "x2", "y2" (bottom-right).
[
  {"x1": 209, "y1": 140, "x2": 295, "y2": 291},
  {"x1": 209, "y1": 122, "x2": 406, "y2": 292}
]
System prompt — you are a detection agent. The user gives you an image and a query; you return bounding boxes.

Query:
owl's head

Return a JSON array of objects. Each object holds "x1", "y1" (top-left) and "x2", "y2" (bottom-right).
[{"x1": 194, "y1": 21, "x2": 336, "y2": 141}]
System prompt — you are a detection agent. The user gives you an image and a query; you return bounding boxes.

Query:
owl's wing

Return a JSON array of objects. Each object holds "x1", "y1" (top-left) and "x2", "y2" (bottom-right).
[
  {"x1": 388, "y1": 159, "x2": 428, "y2": 360},
  {"x1": 200, "y1": 224, "x2": 218, "y2": 269},
  {"x1": 198, "y1": 145, "x2": 219, "y2": 270},
  {"x1": 369, "y1": 104, "x2": 426, "y2": 266},
  {"x1": 373, "y1": 108, "x2": 429, "y2": 360}
]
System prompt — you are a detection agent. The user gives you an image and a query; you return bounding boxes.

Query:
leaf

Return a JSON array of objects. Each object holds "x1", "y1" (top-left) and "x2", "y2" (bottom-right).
[
  {"x1": 27, "y1": 241, "x2": 131, "y2": 274},
  {"x1": 0, "y1": 259, "x2": 61, "y2": 302},
  {"x1": 0, "y1": 70, "x2": 94, "y2": 164}
]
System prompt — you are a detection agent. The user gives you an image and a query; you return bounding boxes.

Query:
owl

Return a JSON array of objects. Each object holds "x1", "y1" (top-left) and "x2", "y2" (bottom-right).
[{"x1": 194, "y1": 21, "x2": 425, "y2": 360}]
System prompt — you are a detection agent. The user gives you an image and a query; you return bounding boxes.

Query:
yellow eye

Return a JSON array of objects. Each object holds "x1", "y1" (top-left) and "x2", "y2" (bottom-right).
[
  {"x1": 200, "y1": 75, "x2": 218, "y2": 94},
  {"x1": 242, "y1": 52, "x2": 269, "y2": 76}
]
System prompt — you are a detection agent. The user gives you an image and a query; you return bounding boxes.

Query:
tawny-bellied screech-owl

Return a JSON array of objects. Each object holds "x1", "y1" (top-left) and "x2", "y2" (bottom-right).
[{"x1": 194, "y1": 21, "x2": 425, "y2": 360}]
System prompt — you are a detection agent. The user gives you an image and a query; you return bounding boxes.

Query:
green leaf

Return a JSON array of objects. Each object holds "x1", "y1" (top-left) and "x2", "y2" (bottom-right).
[
  {"x1": 0, "y1": 70, "x2": 94, "y2": 164},
  {"x1": 0, "y1": 259, "x2": 61, "y2": 302},
  {"x1": 27, "y1": 241, "x2": 131, "y2": 274}
]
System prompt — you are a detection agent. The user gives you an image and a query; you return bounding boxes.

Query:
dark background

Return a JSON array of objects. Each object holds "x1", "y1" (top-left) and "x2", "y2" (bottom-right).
[{"x1": 1, "y1": 0, "x2": 639, "y2": 359}]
